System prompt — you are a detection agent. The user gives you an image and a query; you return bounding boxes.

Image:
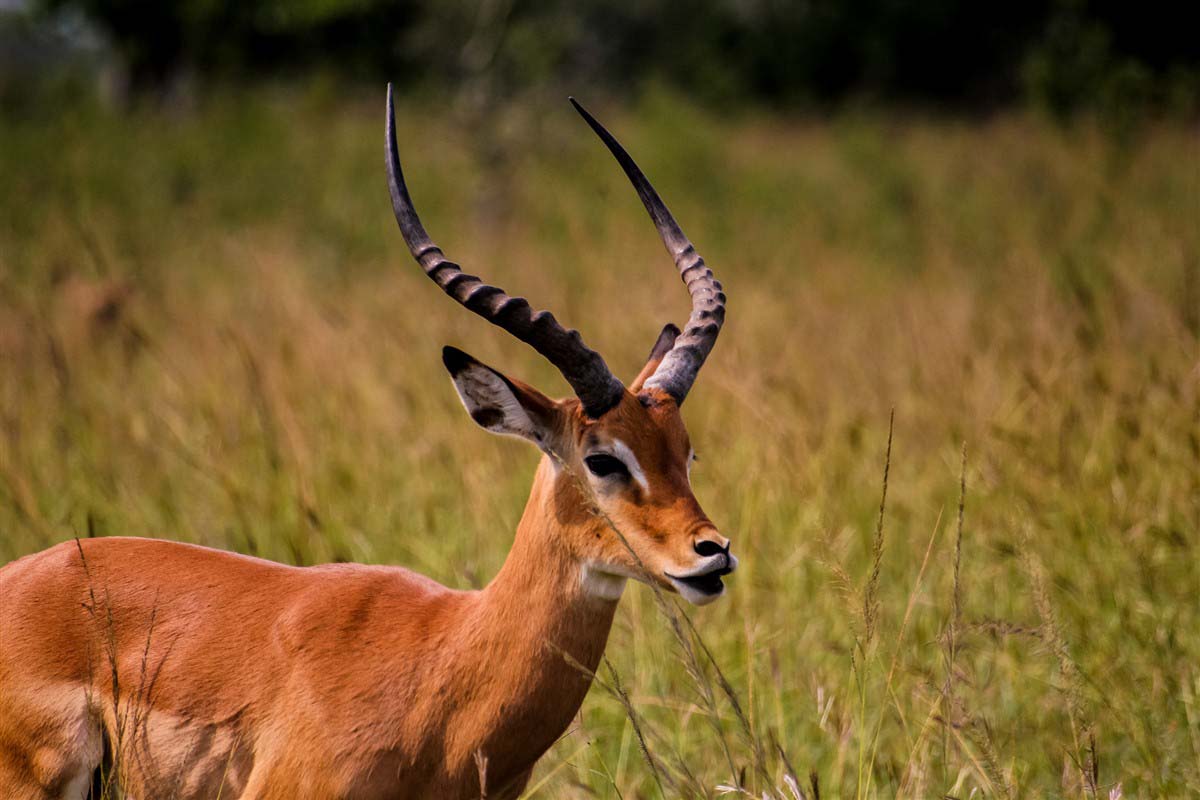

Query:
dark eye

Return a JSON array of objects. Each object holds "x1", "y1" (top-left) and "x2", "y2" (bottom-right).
[{"x1": 584, "y1": 454, "x2": 630, "y2": 479}]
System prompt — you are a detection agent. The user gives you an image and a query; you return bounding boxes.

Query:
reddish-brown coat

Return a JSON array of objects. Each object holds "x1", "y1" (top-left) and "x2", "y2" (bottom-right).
[{"x1": 0, "y1": 391, "x2": 727, "y2": 799}]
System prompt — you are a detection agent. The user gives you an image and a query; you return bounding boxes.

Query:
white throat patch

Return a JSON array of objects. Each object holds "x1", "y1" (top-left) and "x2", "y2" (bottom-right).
[{"x1": 580, "y1": 563, "x2": 628, "y2": 601}]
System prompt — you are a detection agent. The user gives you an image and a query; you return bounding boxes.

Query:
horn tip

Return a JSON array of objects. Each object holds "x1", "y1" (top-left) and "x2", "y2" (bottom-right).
[{"x1": 568, "y1": 96, "x2": 593, "y2": 123}]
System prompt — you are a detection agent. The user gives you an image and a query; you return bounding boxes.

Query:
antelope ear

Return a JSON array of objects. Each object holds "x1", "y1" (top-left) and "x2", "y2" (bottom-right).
[
  {"x1": 442, "y1": 347, "x2": 562, "y2": 451},
  {"x1": 630, "y1": 323, "x2": 680, "y2": 392}
]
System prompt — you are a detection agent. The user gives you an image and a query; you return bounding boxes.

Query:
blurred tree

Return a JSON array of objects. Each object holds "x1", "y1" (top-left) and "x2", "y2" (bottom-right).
[
  {"x1": 1023, "y1": 0, "x2": 1198, "y2": 119},
  {"x1": 36, "y1": 0, "x2": 414, "y2": 94},
  {"x1": 25, "y1": 0, "x2": 1200, "y2": 114}
]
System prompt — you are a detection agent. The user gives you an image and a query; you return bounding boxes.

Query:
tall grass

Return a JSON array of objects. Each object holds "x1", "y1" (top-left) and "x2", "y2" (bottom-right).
[{"x1": 1, "y1": 84, "x2": 1197, "y2": 797}]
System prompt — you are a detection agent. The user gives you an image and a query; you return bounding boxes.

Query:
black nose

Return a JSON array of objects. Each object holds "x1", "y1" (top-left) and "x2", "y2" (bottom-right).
[{"x1": 694, "y1": 539, "x2": 727, "y2": 558}]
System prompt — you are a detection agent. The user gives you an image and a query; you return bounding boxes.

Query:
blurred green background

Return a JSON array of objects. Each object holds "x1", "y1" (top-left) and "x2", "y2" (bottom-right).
[{"x1": 1, "y1": 2, "x2": 1198, "y2": 798}]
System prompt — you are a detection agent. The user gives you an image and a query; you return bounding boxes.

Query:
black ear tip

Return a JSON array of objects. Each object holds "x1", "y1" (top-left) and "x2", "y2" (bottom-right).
[
  {"x1": 646, "y1": 323, "x2": 680, "y2": 361},
  {"x1": 656, "y1": 323, "x2": 681, "y2": 347},
  {"x1": 442, "y1": 346, "x2": 475, "y2": 376}
]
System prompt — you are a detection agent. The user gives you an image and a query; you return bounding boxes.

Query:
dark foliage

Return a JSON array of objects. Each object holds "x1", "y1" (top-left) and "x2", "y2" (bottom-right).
[{"x1": 24, "y1": 0, "x2": 1200, "y2": 113}]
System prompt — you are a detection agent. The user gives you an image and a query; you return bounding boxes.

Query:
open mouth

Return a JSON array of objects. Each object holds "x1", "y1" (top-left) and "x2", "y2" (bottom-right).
[{"x1": 666, "y1": 562, "x2": 734, "y2": 597}]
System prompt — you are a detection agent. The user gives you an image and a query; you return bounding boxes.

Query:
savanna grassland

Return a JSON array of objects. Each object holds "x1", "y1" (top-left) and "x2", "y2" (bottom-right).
[{"x1": 0, "y1": 85, "x2": 1197, "y2": 798}]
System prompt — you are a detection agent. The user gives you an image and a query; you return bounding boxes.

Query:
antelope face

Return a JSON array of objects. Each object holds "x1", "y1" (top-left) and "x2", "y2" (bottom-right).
[
  {"x1": 572, "y1": 390, "x2": 737, "y2": 605},
  {"x1": 442, "y1": 342, "x2": 736, "y2": 607}
]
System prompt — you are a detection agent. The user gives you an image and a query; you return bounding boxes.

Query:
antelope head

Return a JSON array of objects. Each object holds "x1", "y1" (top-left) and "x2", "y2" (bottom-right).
[{"x1": 386, "y1": 87, "x2": 736, "y2": 605}]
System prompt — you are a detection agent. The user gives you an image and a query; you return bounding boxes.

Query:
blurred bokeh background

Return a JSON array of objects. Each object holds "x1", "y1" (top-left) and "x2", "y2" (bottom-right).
[
  {"x1": 1, "y1": 2, "x2": 1198, "y2": 798},
  {"x1": 2, "y1": 0, "x2": 1199, "y2": 117}
]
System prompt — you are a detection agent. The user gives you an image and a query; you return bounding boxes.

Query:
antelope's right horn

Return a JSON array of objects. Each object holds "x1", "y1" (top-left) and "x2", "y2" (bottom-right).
[{"x1": 570, "y1": 97, "x2": 725, "y2": 406}]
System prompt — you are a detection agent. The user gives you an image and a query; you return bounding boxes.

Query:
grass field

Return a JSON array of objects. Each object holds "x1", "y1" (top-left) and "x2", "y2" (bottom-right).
[{"x1": 1, "y1": 85, "x2": 1197, "y2": 798}]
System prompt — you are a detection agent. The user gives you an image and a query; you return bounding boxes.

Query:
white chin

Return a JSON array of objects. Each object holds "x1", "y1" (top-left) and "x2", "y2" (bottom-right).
[{"x1": 670, "y1": 578, "x2": 725, "y2": 606}]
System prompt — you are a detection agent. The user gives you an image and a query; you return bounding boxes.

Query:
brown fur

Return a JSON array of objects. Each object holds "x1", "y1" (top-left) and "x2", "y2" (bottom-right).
[{"x1": 0, "y1": 387, "x2": 731, "y2": 799}]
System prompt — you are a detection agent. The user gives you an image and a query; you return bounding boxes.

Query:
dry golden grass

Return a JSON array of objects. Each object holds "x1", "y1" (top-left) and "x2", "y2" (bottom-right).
[{"x1": 1, "y1": 85, "x2": 1197, "y2": 797}]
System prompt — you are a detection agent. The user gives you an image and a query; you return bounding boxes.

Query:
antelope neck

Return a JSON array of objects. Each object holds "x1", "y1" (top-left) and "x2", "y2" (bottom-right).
[
  {"x1": 478, "y1": 457, "x2": 619, "y2": 667},
  {"x1": 447, "y1": 457, "x2": 618, "y2": 778}
]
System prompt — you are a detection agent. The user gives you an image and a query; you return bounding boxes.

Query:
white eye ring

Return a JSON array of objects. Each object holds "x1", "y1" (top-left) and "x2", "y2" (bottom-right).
[{"x1": 606, "y1": 439, "x2": 649, "y2": 492}]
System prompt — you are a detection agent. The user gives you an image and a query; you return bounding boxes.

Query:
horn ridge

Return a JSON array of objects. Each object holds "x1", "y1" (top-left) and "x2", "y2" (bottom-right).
[
  {"x1": 569, "y1": 96, "x2": 725, "y2": 405},
  {"x1": 386, "y1": 84, "x2": 625, "y2": 417}
]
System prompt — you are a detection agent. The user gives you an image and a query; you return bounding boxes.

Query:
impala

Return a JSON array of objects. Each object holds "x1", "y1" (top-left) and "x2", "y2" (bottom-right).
[{"x1": 0, "y1": 86, "x2": 735, "y2": 799}]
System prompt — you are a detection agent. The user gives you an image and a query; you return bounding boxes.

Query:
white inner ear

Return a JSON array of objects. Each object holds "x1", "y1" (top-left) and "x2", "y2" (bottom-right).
[{"x1": 452, "y1": 366, "x2": 540, "y2": 444}]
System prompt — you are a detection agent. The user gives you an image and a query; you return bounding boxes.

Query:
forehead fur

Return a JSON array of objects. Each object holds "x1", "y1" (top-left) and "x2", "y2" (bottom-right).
[{"x1": 574, "y1": 390, "x2": 691, "y2": 464}]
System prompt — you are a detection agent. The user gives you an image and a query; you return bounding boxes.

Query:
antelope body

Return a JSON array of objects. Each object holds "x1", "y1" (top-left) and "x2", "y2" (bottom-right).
[{"x1": 0, "y1": 87, "x2": 735, "y2": 799}]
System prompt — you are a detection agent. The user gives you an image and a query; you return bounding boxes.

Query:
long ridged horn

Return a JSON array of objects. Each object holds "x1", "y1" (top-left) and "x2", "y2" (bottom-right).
[
  {"x1": 386, "y1": 84, "x2": 625, "y2": 417},
  {"x1": 569, "y1": 98, "x2": 725, "y2": 406}
]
